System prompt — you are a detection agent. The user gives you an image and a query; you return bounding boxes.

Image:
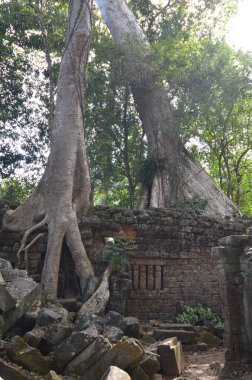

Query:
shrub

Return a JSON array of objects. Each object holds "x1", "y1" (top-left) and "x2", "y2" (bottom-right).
[
  {"x1": 175, "y1": 304, "x2": 222, "y2": 326},
  {"x1": 180, "y1": 196, "x2": 209, "y2": 215},
  {"x1": 102, "y1": 237, "x2": 136, "y2": 271}
]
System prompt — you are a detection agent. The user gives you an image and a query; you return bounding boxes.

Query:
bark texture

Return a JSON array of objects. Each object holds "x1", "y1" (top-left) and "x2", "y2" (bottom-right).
[
  {"x1": 3, "y1": 0, "x2": 97, "y2": 300},
  {"x1": 96, "y1": 0, "x2": 240, "y2": 217}
]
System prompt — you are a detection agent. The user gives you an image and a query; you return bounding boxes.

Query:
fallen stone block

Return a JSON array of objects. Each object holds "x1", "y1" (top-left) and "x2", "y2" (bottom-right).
[
  {"x1": 84, "y1": 337, "x2": 144, "y2": 380},
  {"x1": 44, "y1": 370, "x2": 63, "y2": 380},
  {"x1": 64, "y1": 336, "x2": 111, "y2": 376},
  {"x1": 127, "y1": 364, "x2": 148, "y2": 380},
  {"x1": 157, "y1": 337, "x2": 185, "y2": 376},
  {"x1": 123, "y1": 317, "x2": 140, "y2": 339},
  {"x1": 138, "y1": 354, "x2": 160, "y2": 377},
  {"x1": 0, "y1": 258, "x2": 12, "y2": 271},
  {"x1": 5, "y1": 335, "x2": 52, "y2": 375},
  {"x1": 75, "y1": 312, "x2": 104, "y2": 333},
  {"x1": 0, "y1": 283, "x2": 16, "y2": 312},
  {"x1": 24, "y1": 328, "x2": 45, "y2": 348},
  {"x1": 103, "y1": 325, "x2": 124, "y2": 343},
  {"x1": 100, "y1": 366, "x2": 131, "y2": 380},
  {"x1": 153, "y1": 329, "x2": 196, "y2": 344},
  {"x1": 40, "y1": 322, "x2": 73, "y2": 353},
  {"x1": 158, "y1": 323, "x2": 194, "y2": 332},
  {"x1": 37, "y1": 308, "x2": 63, "y2": 327},
  {"x1": 1, "y1": 268, "x2": 28, "y2": 282},
  {"x1": 3, "y1": 277, "x2": 41, "y2": 333},
  {"x1": 0, "y1": 358, "x2": 37, "y2": 380},
  {"x1": 53, "y1": 325, "x2": 98, "y2": 371},
  {"x1": 106, "y1": 311, "x2": 125, "y2": 331},
  {"x1": 197, "y1": 330, "x2": 222, "y2": 347}
]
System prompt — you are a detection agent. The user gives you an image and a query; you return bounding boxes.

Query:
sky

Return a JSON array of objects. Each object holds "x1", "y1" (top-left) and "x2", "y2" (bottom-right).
[
  {"x1": 226, "y1": 0, "x2": 252, "y2": 52},
  {"x1": 151, "y1": 0, "x2": 252, "y2": 52}
]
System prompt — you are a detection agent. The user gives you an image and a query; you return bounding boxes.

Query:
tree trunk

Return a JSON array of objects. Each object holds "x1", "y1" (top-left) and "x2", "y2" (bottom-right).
[
  {"x1": 96, "y1": 0, "x2": 240, "y2": 218},
  {"x1": 3, "y1": 0, "x2": 97, "y2": 300}
]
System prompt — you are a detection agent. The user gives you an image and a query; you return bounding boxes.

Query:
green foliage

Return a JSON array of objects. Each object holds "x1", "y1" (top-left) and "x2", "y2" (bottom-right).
[
  {"x1": 176, "y1": 304, "x2": 222, "y2": 326},
  {"x1": 181, "y1": 196, "x2": 209, "y2": 215},
  {"x1": 102, "y1": 237, "x2": 136, "y2": 271},
  {"x1": 138, "y1": 158, "x2": 166, "y2": 188},
  {"x1": 0, "y1": 178, "x2": 35, "y2": 203}
]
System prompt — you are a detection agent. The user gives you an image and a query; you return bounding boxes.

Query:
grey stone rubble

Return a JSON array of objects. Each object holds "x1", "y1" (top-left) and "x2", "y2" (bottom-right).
[{"x1": 0, "y1": 257, "x2": 226, "y2": 379}]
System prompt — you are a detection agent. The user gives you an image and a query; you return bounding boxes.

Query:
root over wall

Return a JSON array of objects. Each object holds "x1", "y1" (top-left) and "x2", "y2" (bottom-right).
[{"x1": 0, "y1": 205, "x2": 250, "y2": 320}]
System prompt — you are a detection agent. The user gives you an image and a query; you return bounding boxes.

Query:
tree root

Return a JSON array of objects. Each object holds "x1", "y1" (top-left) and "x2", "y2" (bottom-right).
[
  {"x1": 17, "y1": 216, "x2": 48, "y2": 266},
  {"x1": 21, "y1": 233, "x2": 46, "y2": 271},
  {"x1": 77, "y1": 263, "x2": 113, "y2": 317}
]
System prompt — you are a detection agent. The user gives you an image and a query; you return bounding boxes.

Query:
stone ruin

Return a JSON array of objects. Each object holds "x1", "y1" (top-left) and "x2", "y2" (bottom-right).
[
  {"x1": 212, "y1": 226, "x2": 252, "y2": 370},
  {"x1": 0, "y1": 203, "x2": 252, "y2": 378}
]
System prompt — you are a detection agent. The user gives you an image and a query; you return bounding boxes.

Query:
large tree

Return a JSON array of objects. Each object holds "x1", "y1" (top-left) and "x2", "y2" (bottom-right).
[
  {"x1": 96, "y1": 0, "x2": 239, "y2": 217},
  {"x1": 3, "y1": 0, "x2": 97, "y2": 300}
]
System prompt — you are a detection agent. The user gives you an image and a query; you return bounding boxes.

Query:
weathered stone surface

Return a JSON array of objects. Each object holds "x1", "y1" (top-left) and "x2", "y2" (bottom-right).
[
  {"x1": 5, "y1": 335, "x2": 51, "y2": 375},
  {"x1": 123, "y1": 317, "x2": 140, "y2": 338},
  {"x1": 197, "y1": 331, "x2": 222, "y2": 347},
  {"x1": 0, "y1": 283, "x2": 16, "y2": 312},
  {"x1": 0, "y1": 359, "x2": 37, "y2": 380},
  {"x1": 153, "y1": 329, "x2": 196, "y2": 344},
  {"x1": 157, "y1": 338, "x2": 185, "y2": 376},
  {"x1": 0, "y1": 258, "x2": 12, "y2": 271},
  {"x1": 158, "y1": 323, "x2": 194, "y2": 332},
  {"x1": 3, "y1": 278, "x2": 41, "y2": 333},
  {"x1": 64, "y1": 336, "x2": 111, "y2": 376},
  {"x1": 100, "y1": 366, "x2": 131, "y2": 380},
  {"x1": 53, "y1": 325, "x2": 99, "y2": 371},
  {"x1": 75, "y1": 312, "x2": 104, "y2": 333},
  {"x1": 84, "y1": 338, "x2": 144, "y2": 380},
  {"x1": 24, "y1": 328, "x2": 45, "y2": 348},
  {"x1": 106, "y1": 311, "x2": 125, "y2": 331},
  {"x1": 127, "y1": 364, "x2": 148, "y2": 380},
  {"x1": 37, "y1": 308, "x2": 63, "y2": 327},
  {"x1": 44, "y1": 370, "x2": 63, "y2": 380},
  {"x1": 43, "y1": 322, "x2": 73, "y2": 346},
  {"x1": 1, "y1": 268, "x2": 28, "y2": 282},
  {"x1": 103, "y1": 325, "x2": 124, "y2": 343},
  {"x1": 138, "y1": 354, "x2": 160, "y2": 377}
]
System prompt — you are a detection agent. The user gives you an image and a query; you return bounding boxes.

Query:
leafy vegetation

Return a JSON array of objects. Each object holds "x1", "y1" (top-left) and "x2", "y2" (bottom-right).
[
  {"x1": 0, "y1": 0, "x2": 251, "y2": 214},
  {"x1": 176, "y1": 304, "x2": 222, "y2": 326},
  {"x1": 181, "y1": 196, "x2": 209, "y2": 215},
  {"x1": 138, "y1": 158, "x2": 166, "y2": 188},
  {"x1": 102, "y1": 237, "x2": 136, "y2": 271},
  {"x1": 0, "y1": 178, "x2": 35, "y2": 204}
]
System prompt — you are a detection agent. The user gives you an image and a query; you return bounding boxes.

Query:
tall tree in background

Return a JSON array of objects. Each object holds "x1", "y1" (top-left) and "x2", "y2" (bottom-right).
[
  {"x1": 3, "y1": 0, "x2": 97, "y2": 300},
  {"x1": 96, "y1": 0, "x2": 239, "y2": 217}
]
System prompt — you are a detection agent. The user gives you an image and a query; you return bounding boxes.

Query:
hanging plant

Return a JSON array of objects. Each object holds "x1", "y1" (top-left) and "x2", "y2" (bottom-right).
[{"x1": 138, "y1": 157, "x2": 166, "y2": 188}]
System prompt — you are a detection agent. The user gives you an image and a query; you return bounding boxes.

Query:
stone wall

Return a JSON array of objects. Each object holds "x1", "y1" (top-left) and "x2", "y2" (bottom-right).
[
  {"x1": 212, "y1": 231, "x2": 252, "y2": 368},
  {"x1": 0, "y1": 205, "x2": 250, "y2": 321}
]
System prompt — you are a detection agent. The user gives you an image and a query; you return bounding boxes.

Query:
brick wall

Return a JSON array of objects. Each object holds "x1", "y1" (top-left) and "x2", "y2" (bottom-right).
[{"x1": 0, "y1": 205, "x2": 250, "y2": 320}]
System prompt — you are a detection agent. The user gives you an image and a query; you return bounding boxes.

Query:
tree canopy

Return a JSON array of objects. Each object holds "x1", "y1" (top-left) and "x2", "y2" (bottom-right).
[{"x1": 1, "y1": 0, "x2": 251, "y2": 214}]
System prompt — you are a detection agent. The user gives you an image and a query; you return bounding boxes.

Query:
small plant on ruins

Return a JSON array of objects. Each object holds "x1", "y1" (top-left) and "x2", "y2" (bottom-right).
[
  {"x1": 180, "y1": 196, "x2": 209, "y2": 215},
  {"x1": 138, "y1": 157, "x2": 166, "y2": 188},
  {"x1": 175, "y1": 304, "x2": 222, "y2": 326},
  {"x1": 102, "y1": 237, "x2": 136, "y2": 271}
]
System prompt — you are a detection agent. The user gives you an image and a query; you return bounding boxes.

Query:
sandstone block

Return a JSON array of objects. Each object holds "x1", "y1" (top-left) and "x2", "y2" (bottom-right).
[
  {"x1": 84, "y1": 338, "x2": 144, "y2": 380},
  {"x1": 3, "y1": 277, "x2": 41, "y2": 333},
  {"x1": 153, "y1": 329, "x2": 196, "y2": 344},
  {"x1": 53, "y1": 325, "x2": 98, "y2": 371},
  {"x1": 103, "y1": 325, "x2": 124, "y2": 343},
  {"x1": 64, "y1": 336, "x2": 111, "y2": 376},
  {"x1": 157, "y1": 338, "x2": 185, "y2": 376},
  {"x1": 5, "y1": 335, "x2": 51, "y2": 375},
  {"x1": 0, "y1": 283, "x2": 16, "y2": 312},
  {"x1": 106, "y1": 311, "x2": 125, "y2": 331},
  {"x1": 100, "y1": 366, "x2": 131, "y2": 380},
  {"x1": 124, "y1": 316, "x2": 140, "y2": 338}
]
